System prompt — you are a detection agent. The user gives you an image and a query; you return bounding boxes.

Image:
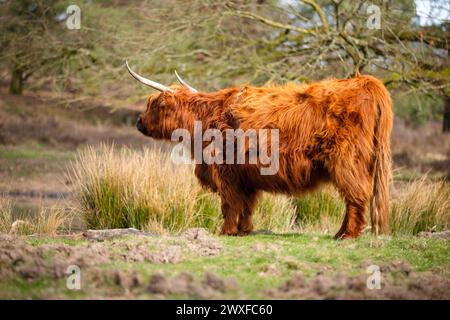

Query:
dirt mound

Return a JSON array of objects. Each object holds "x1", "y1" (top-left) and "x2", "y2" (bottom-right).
[
  {"x1": 0, "y1": 238, "x2": 183, "y2": 282},
  {"x1": 0, "y1": 229, "x2": 223, "y2": 283},
  {"x1": 0, "y1": 237, "x2": 110, "y2": 280},
  {"x1": 380, "y1": 260, "x2": 412, "y2": 275},
  {"x1": 147, "y1": 272, "x2": 238, "y2": 298},
  {"x1": 418, "y1": 230, "x2": 450, "y2": 240},
  {"x1": 119, "y1": 242, "x2": 182, "y2": 264},
  {"x1": 110, "y1": 270, "x2": 144, "y2": 293},
  {"x1": 268, "y1": 271, "x2": 450, "y2": 299},
  {"x1": 110, "y1": 228, "x2": 223, "y2": 263},
  {"x1": 181, "y1": 228, "x2": 223, "y2": 256}
]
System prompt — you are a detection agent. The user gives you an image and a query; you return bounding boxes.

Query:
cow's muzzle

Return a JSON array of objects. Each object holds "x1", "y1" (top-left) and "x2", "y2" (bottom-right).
[{"x1": 136, "y1": 117, "x2": 146, "y2": 134}]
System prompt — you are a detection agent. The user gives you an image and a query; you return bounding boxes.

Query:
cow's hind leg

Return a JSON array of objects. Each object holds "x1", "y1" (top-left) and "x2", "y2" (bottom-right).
[
  {"x1": 237, "y1": 191, "x2": 260, "y2": 236},
  {"x1": 332, "y1": 161, "x2": 372, "y2": 239},
  {"x1": 335, "y1": 202, "x2": 367, "y2": 239}
]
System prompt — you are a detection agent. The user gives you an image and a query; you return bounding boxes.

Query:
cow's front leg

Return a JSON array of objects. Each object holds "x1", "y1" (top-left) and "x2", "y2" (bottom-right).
[
  {"x1": 220, "y1": 201, "x2": 239, "y2": 236},
  {"x1": 237, "y1": 191, "x2": 260, "y2": 236}
]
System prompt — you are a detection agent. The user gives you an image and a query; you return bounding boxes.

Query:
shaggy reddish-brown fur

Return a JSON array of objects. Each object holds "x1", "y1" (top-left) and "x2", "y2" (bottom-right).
[{"x1": 137, "y1": 75, "x2": 393, "y2": 239}]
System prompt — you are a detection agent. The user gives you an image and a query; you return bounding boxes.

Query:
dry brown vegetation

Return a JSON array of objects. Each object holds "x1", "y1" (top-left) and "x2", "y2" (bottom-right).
[
  {"x1": 67, "y1": 145, "x2": 298, "y2": 234},
  {"x1": 0, "y1": 197, "x2": 69, "y2": 235}
]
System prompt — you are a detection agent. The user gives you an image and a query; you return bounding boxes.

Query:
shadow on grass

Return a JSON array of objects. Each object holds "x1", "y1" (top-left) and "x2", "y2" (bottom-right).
[{"x1": 248, "y1": 230, "x2": 335, "y2": 241}]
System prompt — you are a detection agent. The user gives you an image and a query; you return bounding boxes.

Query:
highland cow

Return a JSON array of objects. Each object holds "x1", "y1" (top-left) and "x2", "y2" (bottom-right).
[{"x1": 126, "y1": 62, "x2": 393, "y2": 239}]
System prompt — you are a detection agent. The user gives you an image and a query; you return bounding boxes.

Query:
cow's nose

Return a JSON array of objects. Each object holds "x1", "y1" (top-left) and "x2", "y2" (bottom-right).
[{"x1": 136, "y1": 117, "x2": 145, "y2": 133}]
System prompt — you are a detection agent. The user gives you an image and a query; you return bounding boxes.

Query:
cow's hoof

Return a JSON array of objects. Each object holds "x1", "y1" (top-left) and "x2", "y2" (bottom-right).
[
  {"x1": 237, "y1": 229, "x2": 252, "y2": 236},
  {"x1": 220, "y1": 228, "x2": 238, "y2": 236},
  {"x1": 334, "y1": 231, "x2": 360, "y2": 240}
]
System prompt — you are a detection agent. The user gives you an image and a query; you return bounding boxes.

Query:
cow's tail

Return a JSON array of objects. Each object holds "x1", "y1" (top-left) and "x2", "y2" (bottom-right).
[{"x1": 367, "y1": 77, "x2": 393, "y2": 235}]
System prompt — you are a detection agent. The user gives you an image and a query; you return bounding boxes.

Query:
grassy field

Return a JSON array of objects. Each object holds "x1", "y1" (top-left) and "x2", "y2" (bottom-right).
[
  {"x1": 0, "y1": 230, "x2": 448, "y2": 299},
  {"x1": 0, "y1": 144, "x2": 449, "y2": 299}
]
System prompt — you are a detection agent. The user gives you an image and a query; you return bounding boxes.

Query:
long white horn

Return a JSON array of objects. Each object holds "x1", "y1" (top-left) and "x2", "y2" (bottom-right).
[
  {"x1": 126, "y1": 61, "x2": 173, "y2": 92},
  {"x1": 174, "y1": 70, "x2": 198, "y2": 93}
]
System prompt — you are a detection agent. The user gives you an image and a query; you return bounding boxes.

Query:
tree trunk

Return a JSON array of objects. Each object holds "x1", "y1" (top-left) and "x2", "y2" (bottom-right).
[
  {"x1": 9, "y1": 67, "x2": 23, "y2": 95},
  {"x1": 443, "y1": 95, "x2": 450, "y2": 132}
]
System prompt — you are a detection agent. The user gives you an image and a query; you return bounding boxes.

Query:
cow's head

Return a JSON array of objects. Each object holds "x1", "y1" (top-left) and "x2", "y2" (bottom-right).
[{"x1": 126, "y1": 61, "x2": 198, "y2": 139}]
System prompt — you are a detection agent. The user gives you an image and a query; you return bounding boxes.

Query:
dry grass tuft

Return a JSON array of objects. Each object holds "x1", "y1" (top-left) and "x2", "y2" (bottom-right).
[
  {"x1": 390, "y1": 178, "x2": 450, "y2": 235},
  {"x1": 68, "y1": 144, "x2": 298, "y2": 234},
  {"x1": 294, "y1": 186, "x2": 344, "y2": 235},
  {"x1": 294, "y1": 178, "x2": 450, "y2": 235},
  {"x1": 0, "y1": 197, "x2": 68, "y2": 235},
  {"x1": 68, "y1": 145, "x2": 206, "y2": 233},
  {"x1": 0, "y1": 197, "x2": 13, "y2": 233}
]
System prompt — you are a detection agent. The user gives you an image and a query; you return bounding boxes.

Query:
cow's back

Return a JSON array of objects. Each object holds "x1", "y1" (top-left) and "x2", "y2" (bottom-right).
[{"x1": 227, "y1": 76, "x2": 384, "y2": 192}]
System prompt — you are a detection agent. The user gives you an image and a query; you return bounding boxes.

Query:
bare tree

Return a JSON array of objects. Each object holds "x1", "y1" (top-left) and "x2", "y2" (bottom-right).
[{"x1": 224, "y1": 0, "x2": 449, "y2": 130}]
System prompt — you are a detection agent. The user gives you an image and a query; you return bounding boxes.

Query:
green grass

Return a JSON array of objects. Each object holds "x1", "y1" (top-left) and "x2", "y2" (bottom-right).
[
  {"x1": 393, "y1": 167, "x2": 448, "y2": 182},
  {"x1": 294, "y1": 188, "x2": 345, "y2": 233},
  {"x1": 26, "y1": 238, "x2": 88, "y2": 247},
  {"x1": 0, "y1": 144, "x2": 73, "y2": 161}
]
